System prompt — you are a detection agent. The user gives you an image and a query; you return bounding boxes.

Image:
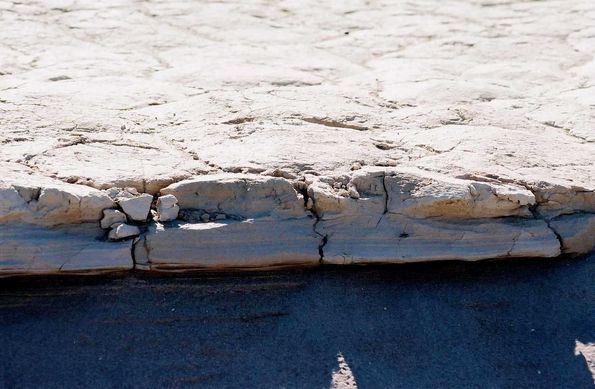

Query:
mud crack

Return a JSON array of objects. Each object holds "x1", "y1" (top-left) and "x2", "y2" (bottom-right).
[{"x1": 300, "y1": 117, "x2": 369, "y2": 131}]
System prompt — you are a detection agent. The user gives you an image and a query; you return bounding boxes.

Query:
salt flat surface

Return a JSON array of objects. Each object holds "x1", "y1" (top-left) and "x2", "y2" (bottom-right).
[
  {"x1": 1, "y1": 1, "x2": 594, "y2": 274},
  {"x1": 1, "y1": 0, "x2": 593, "y2": 191}
]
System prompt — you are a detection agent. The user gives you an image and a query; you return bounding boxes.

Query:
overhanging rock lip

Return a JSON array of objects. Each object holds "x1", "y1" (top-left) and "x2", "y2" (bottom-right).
[{"x1": 1, "y1": 170, "x2": 594, "y2": 276}]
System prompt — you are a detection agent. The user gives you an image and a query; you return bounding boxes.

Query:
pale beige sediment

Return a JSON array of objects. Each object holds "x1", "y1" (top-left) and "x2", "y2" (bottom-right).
[{"x1": 1, "y1": 0, "x2": 594, "y2": 275}]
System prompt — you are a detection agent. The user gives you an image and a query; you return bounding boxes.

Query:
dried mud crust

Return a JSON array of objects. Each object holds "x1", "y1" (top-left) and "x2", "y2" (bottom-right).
[{"x1": 1, "y1": 0, "x2": 594, "y2": 275}]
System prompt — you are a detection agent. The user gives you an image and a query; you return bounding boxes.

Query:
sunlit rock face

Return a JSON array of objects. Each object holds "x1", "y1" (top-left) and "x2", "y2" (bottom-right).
[
  {"x1": 1, "y1": 0, "x2": 594, "y2": 275},
  {"x1": 0, "y1": 224, "x2": 132, "y2": 276},
  {"x1": 307, "y1": 168, "x2": 562, "y2": 264},
  {"x1": 136, "y1": 174, "x2": 320, "y2": 270}
]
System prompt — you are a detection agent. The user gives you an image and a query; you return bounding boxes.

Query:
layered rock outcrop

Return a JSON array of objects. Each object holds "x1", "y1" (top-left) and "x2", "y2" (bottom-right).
[
  {"x1": 1, "y1": 167, "x2": 594, "y2": 276},
  {"x1": 135, "y1": 175, "x2": 320, "y2": 270},
  {"x1": 0, "y1": 224, "x2": 132, "y2": 276},
  {"x1": 1, "y1": 177, "x2": 114, "y2": 226},
  {"x1": 1, "y1": 1, "x2": 594, "y2": 275},
  {"x1": 308, "y1": 168, "x2": 563, "y2": 264}
]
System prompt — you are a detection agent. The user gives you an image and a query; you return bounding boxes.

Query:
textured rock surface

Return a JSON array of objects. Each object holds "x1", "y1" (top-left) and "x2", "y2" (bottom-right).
[
  {"x1": 136, "y1": 219, "x2": 319, "y2": 270},
  {"x1": 117, "y1": 193, "x2": 153, "y2": 222},
  {"x1": 161, "y1": 174, "x2": 307, "y2": 219},
  {"x1": 139, "y1": 175, "x2": 319, "y2": 269},
  {"x1": 321, "y1": 215, "x2": 560, "y2": 264},
  {"x1": 550, "y1": 214, "x2": 595, "y2": 255},
  {"x1": 0, "y1": 166, "x2": 114, "y2": 226},
  {"x1": 100, "y1": 209, "x2": 127, "y2": 229},
  {"x1": 1, "y1": 0, "x2": 594, "y2": 274},
  {"x1": 0, "y1": 224, "x2": 132, "y2": 276},
  {"x1": 155, "y1": 194, "x2": 179, "y2": 222},
  {"x1": 107, "y1": 223, "x2": 141, "y2": 241}
]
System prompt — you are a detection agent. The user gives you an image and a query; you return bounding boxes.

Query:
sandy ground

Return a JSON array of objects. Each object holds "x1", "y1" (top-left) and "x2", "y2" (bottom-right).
[{"x1": 1, "y1": 254, "x2": 594, "y2": 388}]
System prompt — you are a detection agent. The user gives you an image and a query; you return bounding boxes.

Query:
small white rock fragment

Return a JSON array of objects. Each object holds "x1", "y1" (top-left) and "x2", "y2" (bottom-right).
[
  {"x1": 348, "y1": 185, "x2": 360, "y2": 199},
  {"x1": 306, "y1": 197, "x2": 314, "y2": 210},
  {"x1": 100, "y1": 209, "x2": 127, "y2": 229},
  {"x1": 118, "y1": 193, "x2": 153, "y2": 221},
  {"x1": 157, "y1": 194, "x2": 177, "y2": 208},
  {"x1": 108, "y1": 223, "x2": 140, "y2": 240},
  {"x1": 201, "y1": 213, "x2": 210, "y2": 222},
  {"x1": 156, "y1": 194, "x2": 179, "y2": 222}
]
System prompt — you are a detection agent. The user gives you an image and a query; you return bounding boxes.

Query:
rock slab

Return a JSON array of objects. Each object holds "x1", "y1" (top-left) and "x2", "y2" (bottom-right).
[
  {"x1": 0, "y1": 224, "x2": 133, "y2": 276},
  {"x1": 118, "y1": 194, "x2": 152, "y2": 222},
  {"x1": 138, "y1": 175, "x2": 319, "y2": 270},
  {"x1": 155, "y1": 194, "x2": 179, "y2": 222},
  {"x1": 1, "y1": 1, "x2": 595, "y2": 275}
]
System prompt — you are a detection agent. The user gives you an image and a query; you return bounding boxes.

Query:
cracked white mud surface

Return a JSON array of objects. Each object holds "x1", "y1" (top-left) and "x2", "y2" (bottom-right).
[{"x1": 1, "y1": 0, "x2": 594, "y2": 274}]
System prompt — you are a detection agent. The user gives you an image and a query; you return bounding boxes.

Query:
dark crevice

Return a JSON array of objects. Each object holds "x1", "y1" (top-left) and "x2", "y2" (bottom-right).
[
  {"x1": 375, "y1": 173, "x2": 389, "y2": 227},
  {"x1": 526, "y1": 194, "x2": 565, "y2": 253},
  {"x1": 318, "y1": 234, "x2": 328, "y2": 263},
  {"x1": 382, "y1": 174, "x2": 389, "y2": 214},
  {"x1": 222, "y1": 117, "x2": 255, "y2": 125},
  {"x1": 312, "y1": 214, "x2": 327, "y2": 264},
  {"x1": 300, "y1": 181, "x2": 328, "y2": 264},
  {"x1": 130, "y1": 237, "x2": 139, "y2": 269},
  {"x1": 505, "y1": 232, "x2": 521, "y2": 257},
  {"x1": 544, "y1": 220, "x2": 565, "y2": 253}
]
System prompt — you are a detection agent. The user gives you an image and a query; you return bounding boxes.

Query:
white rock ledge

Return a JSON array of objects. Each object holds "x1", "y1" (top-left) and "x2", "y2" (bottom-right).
[
  {"x1": 0, "y1": 224, "x2": 132, "y2": 276},
  {"x1": 1, "y1": 171, "x2": 594, "y2": 276},
  {"x1": 320, "y1": 216, "x2": 561, "y2": 265},
  {"x1": 1, "y1": 178, "x2": 114, "y2": 226},
  {"x1": 1, "y1": 1, "x2": 595, "y2": 276},
  {"x1": 135, "y1": 219, "x2": 320, "y2": 270},
  {"x1": 550, "y1": 213, "x2": 595, "y2": 255},
  {"x1": 136, "y1": 174, "x2": 319, "y2": 270}
]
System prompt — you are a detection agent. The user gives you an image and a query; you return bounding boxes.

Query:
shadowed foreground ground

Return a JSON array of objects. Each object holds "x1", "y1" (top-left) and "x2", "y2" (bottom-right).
[{"x1": 1, "y1": 255, "x2": 594, "y2": 388}]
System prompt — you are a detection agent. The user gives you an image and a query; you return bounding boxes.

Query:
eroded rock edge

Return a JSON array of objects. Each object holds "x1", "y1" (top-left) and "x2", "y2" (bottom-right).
[{"x1": 1, "y1": 169, "x2": 594, "y2": 276}]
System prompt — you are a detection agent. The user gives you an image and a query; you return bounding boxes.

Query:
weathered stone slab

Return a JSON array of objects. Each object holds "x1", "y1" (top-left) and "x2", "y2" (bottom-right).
[
  {"x1": 2, "y1": 1, "x2": 593, "y2": 204},
  {"x1": 550, "y1": 213, "x2": 595, "y2": 255},
  {"x1": 320, "y1": 215, "x2": 560, "y2": 265},
  {"x1": 0, "y1": 179, "x2": 114, "y2": 226},
  {"x1": 0, "y1": 1, "x2": 594, "y2": 275},
  {"x1": 118, "y1": 193, "x2": 152, "y2": 222},
  {"x1": 308, "y1": 168, "x2": 538, "y2": 220},
  {"x1": 309, "y1": 168, "x2": 562, "y2": 263},
  {"x1": 0, "y1": 224, "x2": 132, "y2": 276},
  {"x1": 100, "y1": 209, "x2": 127, "y2": 229},
  {"x1": 135, "y1": 219, "x2": 319, "y2": 270},
  {"x1": 155, "y1": 194, "x2": 179, "y2": 222},
  {"x1": 108, "y1": 223, "x2": 141, "y2": 241},
  {"x1": 161, "y1": 174, "x2": 307, "y2": 219},
  {"x1": 140, "y1": 174, "x2": 319, "y2": 269},
  {"x1": 384, "y1": 169, "x2": 535, "y2": 219}
]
